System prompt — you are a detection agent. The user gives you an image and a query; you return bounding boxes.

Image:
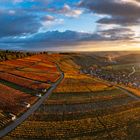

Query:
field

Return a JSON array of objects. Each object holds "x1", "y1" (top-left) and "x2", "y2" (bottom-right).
[
  {"x1": 2, "y1": 53, "x2": 140, "y2": 140},
  {"x1": 0, "y1": 54, "x2": 61, "y2": 131}
]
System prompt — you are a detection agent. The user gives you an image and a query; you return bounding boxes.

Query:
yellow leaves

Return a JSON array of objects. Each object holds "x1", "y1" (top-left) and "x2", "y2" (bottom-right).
[{"x1": 125, "y1": 87, "x2": 140, "y2": 97}]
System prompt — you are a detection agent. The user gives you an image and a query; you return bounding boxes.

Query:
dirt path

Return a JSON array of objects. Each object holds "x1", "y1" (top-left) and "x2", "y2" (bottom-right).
[{"x1": 128, "y1": 66, "x2": 136, "y2": 77}]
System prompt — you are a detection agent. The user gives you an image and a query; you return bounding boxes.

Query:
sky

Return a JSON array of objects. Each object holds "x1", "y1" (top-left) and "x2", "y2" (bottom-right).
[{"x1": 0, "y1": 0, "x2": 140, "y2": 51}]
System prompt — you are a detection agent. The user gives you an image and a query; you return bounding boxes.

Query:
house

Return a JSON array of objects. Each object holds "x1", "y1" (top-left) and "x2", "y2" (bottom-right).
[
  {"x1": 42, "y1": 88, "x2": 47, "y2": 93},
  {"x1": 21, "y1": 102, "x2": 31, "y2": 108},
  {"x1": 36, "y1": 93, "x2": 42, "y2": 98},
  {"x1": 9, "y1": 113, "x2": 16, "y2": 121}
]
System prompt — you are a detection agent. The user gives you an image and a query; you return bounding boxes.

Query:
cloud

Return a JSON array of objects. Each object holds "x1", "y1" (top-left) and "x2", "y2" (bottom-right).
[
  {"x1": 1, "y1": 29, "x2": 133, "y2": 44},
  {"x1": 47, "y1": 4, "x2": 83, "y2": 18},
  {"x1": 13, "y1": 0, "x2": 23, "y2": 3},
  {"x1": 0, "y1": 1, "x2": 82, "y2": 39},
  {"x1": 8, "y1": 10, "x2": 16, "y2": 15},
  {"x1": 0, "y1": 30, "x2": 91, "y2": 42},
  {"x1": 11, "y1": 2, "x2": 83, "y2": 18},
  {"x1": 0, "y1": 0, "x2": 49, "y2": 4},
  {"x1": 41, "y1": 15, "x2": 55, "y2": 21},
  {"x1": 61, "y1": 4, "x2": 83, "y2": 18},
  {"x1": 99, "y1": 27, "x2": 135, "y2": 40},
  {"x1": 0, "y1": 13, "x2": 63, "y2": 39},
  {"x1": 0, "y1": 10, "x2": 41, "y2": 37},
  {"x1": 97, "y1": 16, "x2": 140, "y2": 25},
  {"x1": 0, "y1": 30, "x2": 101, "y2": 51},
  {"x1": 41, "y1": 15, "x2": 64, "y2": 28},
  {"x1": 0, "y1": 0, "x2": 139, "y2": 51},
  {"x1": 0, "y1": 29, "x2": 137, "y2": 51},
  {"x1": 80, "y1": 0, "x2": 140, "y2": 25}
]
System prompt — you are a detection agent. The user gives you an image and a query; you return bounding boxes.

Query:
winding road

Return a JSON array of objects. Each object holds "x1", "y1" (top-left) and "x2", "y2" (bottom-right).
[
  {"x1": 0, "y1": 63, "x2": 64, "y2": 138},
  {"x1": 128, "y1": 66, "x2": 136, "y2": 77}
]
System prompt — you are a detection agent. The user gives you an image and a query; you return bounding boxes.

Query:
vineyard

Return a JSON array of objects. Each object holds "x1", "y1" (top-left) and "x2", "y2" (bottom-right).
[
  {"x1": 3, "y1": 54, "x2": 140, "y2": 140},
  {"x1": 0, "y1": 54, "x2": 61, "y2": 131}
]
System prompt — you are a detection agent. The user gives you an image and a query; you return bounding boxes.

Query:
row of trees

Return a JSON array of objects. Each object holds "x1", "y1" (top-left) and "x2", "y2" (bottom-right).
[{"x1": 0, "y1": 50, "x2": 49, "y2": 61}]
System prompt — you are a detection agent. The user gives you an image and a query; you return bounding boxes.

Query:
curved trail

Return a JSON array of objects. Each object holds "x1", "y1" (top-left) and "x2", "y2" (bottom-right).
[
  {"x1": 128, "y1": 66, "x2": 136, "y2": 77},
  {"x1": 0, "y1": 63, "x2": 64, "y2": 138}
]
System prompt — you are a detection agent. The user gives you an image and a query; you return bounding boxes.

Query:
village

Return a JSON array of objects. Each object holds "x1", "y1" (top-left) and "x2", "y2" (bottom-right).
[{"x1": 81, "y1": 65, "x2": 140, "y2": 89}]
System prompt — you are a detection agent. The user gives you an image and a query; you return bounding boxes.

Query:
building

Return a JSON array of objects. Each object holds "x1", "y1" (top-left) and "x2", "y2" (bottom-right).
[
  {"x1": 21, "y1": 102, "x2": 31, "y2": 108},
  {"x1": 9, "y1": 113, "x2": 16, "y2": 121}
]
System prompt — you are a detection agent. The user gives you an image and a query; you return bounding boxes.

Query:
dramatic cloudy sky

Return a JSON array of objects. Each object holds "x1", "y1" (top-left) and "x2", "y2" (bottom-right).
[{"x1": 0, "y1": 0, "x2": 140, "y2": 51}]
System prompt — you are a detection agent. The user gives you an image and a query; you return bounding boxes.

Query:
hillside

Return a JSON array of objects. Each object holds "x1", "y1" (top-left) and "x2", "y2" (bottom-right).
[
  {"x1": 2, "y1": 53, "x2": 140, "y2": 140},
  {"x1": 0, "y1": 54, "x2": 61, "y2": 132},
  {"x1": 115, "y1": 53, "x2": 140, "y2": 64}
]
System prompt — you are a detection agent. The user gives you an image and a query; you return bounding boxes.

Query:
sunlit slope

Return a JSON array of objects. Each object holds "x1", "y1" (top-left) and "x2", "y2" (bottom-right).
[
  {"x1": 3, "y1": 54, "x2": 140, "y2": 140},
  {"x1": 0, "y1": 54, "x2": 61, "y2": 131}
]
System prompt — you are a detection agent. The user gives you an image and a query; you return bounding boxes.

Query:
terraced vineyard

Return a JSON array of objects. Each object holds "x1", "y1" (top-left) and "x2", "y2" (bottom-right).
[
  {"x1": 3, "y1": 54, "x2": 140, "y2": 140},
  {"x1": 0, "y1": 54, "x2": 61, "y2": 131}
]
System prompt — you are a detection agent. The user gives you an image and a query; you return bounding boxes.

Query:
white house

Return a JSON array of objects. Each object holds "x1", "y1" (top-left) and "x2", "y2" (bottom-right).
[
  {"x1": 36, "y1": 93, "x2": 42, "y2": 98},
  {"x1": 21, "y1": 102, "x2": 31, "y2": 108},
  {"x1": 42, "y1": 88, "x2": 47, "y2": 93},
  {"x1": 9, "y1": 113, "x2": 16, "y2": 121}
]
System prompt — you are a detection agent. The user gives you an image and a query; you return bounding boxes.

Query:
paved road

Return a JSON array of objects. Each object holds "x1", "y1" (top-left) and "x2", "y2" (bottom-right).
[
  {"x1": 0, "y1": 64, "x2": 64, "y2": 138},
  {"x1": 117, "y1": 86, "x2": 140, "y2": 100}
]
